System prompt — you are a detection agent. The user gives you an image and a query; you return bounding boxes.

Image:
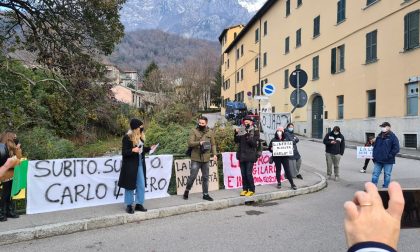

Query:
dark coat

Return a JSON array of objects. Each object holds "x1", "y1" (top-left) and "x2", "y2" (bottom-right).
[
  {"x1": 323, "y1": 131, "x2": 345, "y2": 155},
  {"x1": 118, "y1": 134, "x2": 151, "y2": 190},
  {"x1": 268, "y1": 134, "x2": 290, "y2": 161},
  {"x1": 234, "y1": 126, "x2": 260, "y2": 163},
  {"x1": 373, "y1": 131, "x2": 400, "y2": 164},
  {"x1": 284, "y1": 131, "x2": 301, "y2": 160}
]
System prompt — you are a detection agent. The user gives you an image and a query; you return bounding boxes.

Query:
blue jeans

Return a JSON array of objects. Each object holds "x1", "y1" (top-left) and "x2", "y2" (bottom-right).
[
  {"x1": 371, "y1": 162, "x2": 393, "y2": 188},
  {"x1": 124, "y1": 158, "x2": 145, "y2": 206}
]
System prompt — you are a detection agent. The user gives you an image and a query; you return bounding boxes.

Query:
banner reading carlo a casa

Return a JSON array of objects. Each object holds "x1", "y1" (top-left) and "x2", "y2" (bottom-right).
[{"x1": 27, "y1": 155, "x2": 173, "y2": 215}]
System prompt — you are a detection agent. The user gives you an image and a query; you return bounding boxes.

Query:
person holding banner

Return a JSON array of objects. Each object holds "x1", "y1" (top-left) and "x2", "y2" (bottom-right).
[
  {"x1": 118, "y1": 119, "x2": 156, "y2": 214},
  {"x1": 360, "y1": 136, "x2": 374, "y2": 173},
  {"x1": 269, "y1": 127, "x2": 297, "y2": 190},
  {"x1": 0, "y1": 131, "x2": 22, "y2": 221},
  {"x1": 323, "y1": 126, "x2": 345, "y2": 181},
  {"x1": 285, "y1": 123, "x2": 303, "y2": 180},
  {"x1": 235, "y1": 115, "x2": 260, "y2": 196},
  {"x1": 183, "y1": 116, "x2": 217, "y2": 201}
]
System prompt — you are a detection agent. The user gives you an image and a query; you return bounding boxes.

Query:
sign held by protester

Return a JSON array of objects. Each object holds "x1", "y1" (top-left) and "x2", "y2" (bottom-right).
[
  {"x1": 357, "y1": 147, "x2": 373, "y2": 159},
  {"x1": 174, "y1": 158, "x2": 219, "y2": 195},
  {"x1": 260, "y1": 112, "x2": 292, "y2": 143},
  {"x1": 272, "y1": 141, "x2": 294, "y2": 156},
  {"x1": 222, "y1": 151, "x2": 284, "y2": 189},
  {"x1": 27, "y1": 155, "x2": 173, "y2": 214}
]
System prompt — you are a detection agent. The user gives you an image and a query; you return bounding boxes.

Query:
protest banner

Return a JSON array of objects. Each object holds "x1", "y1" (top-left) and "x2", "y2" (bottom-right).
[
  {"x1": 222, "y1": 151, "x2": 285, "y2": 189},
  {"x1": 272, "y1": 141, "x2": 294, "y2": 156},
  {"x1": 27, "y1": 155, "x2": 173, "y2": 214},
  {"x1": 357, "y1": 146, "x2": 373, "y2": 159},
  {"x1": 260, "y1": 112, "x2": 292, "y2": 143},
  {"x1": 174, "y1": 158, "x2": 219, "y2": 195}
]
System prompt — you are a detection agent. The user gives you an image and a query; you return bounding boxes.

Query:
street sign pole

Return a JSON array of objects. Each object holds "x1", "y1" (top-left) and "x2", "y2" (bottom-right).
[{"x1": 297, "y1": 71, "x2": 300, "y2": 106}]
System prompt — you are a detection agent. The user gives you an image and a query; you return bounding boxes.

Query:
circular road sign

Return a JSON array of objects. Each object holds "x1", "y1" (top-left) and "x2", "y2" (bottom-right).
[
  {"x1": 289, "y1": 69, "x2": 308, "y2": 89},
  {"x1": 247, "y1": 91, "x2": 252, "y2": 97},
  {"x1": 290, "y1": 89, "x2": 308, "y2": 108},
  {"x1": 263, "y1": 83, "x2": 276, "y2": 96}
]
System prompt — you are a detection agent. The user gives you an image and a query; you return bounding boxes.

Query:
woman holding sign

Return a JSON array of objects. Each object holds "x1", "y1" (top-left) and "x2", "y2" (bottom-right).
[
  {"x1": 269, "y1": 127, "x2": 297, "y2": 190},
  {"x1": 118, "y1": 119, "x2": 156, "y2": 214}
]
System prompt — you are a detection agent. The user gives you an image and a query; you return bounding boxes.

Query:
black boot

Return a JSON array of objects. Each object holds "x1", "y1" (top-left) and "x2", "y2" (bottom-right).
[
  {"x1": 6, "y1": 201, "x2": 19, "y2": 218},
  {"x1": 135, "y1": 204, "x2": 147, "y2": 212},
  {"x1": 183, "y1": 190, "x2": 189, "y2": 200},
  {"x1": 125, "y1": 205, "x2": 134, "y2": 214},
  {"x1": 0, "y1": 206, "x2": 7, "y2": 222}
]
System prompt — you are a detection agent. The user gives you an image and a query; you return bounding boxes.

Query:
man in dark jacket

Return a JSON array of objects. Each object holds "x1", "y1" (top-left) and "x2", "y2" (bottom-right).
[
  {"x1": 323, "y1": 126, "x2": 345, "y2": 181},
  {"x1": 371, "y1": 122, "x2": 400, "y2": 188},
  {"x1": 235, "y1": 116, "x2": 260, "y2": 196},
  {"x1": 183, "y1": 116, "x2": 217, "y2": 201}
]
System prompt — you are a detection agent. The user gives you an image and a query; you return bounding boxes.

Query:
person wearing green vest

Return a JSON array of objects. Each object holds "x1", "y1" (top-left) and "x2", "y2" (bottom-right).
[{"x1": 183, "y1": 116, "x2": 217, "y2": 201}]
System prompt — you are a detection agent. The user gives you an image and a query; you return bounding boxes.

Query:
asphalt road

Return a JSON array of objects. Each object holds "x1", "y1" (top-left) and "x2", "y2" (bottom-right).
[{"x1": 2, "y1": 139, "x2": 420, "y2": 252}]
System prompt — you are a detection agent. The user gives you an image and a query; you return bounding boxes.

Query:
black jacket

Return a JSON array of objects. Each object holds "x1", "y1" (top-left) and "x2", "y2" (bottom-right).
[
  {"x1": 234, "y1": 126, "x2": 260, "y2": 163},
  {"x1": 118, "y1": 134, "x2": 150, "y2": 190},
  {"x1": 284, "y1": 131, "x2": 301, "y2": 160},
  {"x1": 268, "y1": 134, "x2": 290, "y2": 160},
  {"x1": 323, "y1": 131, "x2": 345, "y2": 155}
]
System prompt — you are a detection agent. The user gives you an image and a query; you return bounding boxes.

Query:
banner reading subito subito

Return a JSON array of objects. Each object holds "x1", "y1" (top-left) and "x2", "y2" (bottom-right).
[{"x1": 27, "y1": 155, "x2": 173, "y2": 214}]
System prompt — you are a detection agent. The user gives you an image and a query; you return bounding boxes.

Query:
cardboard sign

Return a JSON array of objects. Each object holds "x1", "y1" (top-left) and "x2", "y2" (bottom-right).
[
  {"x1": 174, "y1": 159, "x2": 219, "y2": 195},
  {"x1": 357, "y1": 146, "x2": 373, "y2": 159},
  {"x1": 272, "y1": 141, "x2": 294, "y2": 156}
]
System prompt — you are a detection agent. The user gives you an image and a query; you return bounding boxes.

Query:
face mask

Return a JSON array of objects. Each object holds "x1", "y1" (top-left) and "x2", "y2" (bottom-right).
[
  {"x1": 198, "y1": 125, "x2": 206, "y2": 130},
  {"x1": 245, "y1": 124, "x2": 250, "y2": 129},
  {"x1": 381, "y1": 127, "x2": 387, "y2": 133},
  {"x1": 277, "y1": 132, "x2": 282, "y2": 138},
  {"x1": 13, "y1": 138, "x2": 20, "y2": 145},
  {"x1": 334, "y1": 132, "x2": 339, "y2": 135},
  {"x1": 288, "y1": 128, "x2": 294, "y2": 132},
  {"x1": 140, "y1": 128, "x2": 144, "y2": 133}
]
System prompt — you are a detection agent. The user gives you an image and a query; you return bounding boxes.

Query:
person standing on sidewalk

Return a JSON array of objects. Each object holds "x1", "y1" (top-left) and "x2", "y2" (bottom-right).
[
  {"x1": 371, "y1": 122, "x2": 400, "y2": 188},
  {"x1": 269, "y1": 127, "x2": 297, "y2": 190},
  {"x1": 360, "y1": 136, "x2": 374, "y2": 173},
  {"x1": 284, "y1": 123, "x2": 303, "y2": 180},
  {"x1": 183, "y1": 116, "x2": 217, "y2": 201},
  {"x1": 235, "y1": 115, "x2": 260, "y2": 196},
  {"x1": 118, "y1": 119, "x2": 156, "y2": 214},
  {"x1": 323, "y1": 126, "x2": 345, "y2": 181}
]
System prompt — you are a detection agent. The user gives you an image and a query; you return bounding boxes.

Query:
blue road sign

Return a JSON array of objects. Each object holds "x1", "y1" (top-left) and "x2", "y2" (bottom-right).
[
  {"x1": 290, "y1": 69, "x2": 308, "y2": 88},
  {"x1": 263, "y1": 83, "x2": 276, "y2": 96}
]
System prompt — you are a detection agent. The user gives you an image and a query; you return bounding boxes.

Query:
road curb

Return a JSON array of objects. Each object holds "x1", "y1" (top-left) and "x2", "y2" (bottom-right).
[{"x1": 0, "y1": 172, "x2": 327, "y2": 246}]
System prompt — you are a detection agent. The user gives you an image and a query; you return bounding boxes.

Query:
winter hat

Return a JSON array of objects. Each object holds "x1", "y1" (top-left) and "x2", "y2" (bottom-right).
[
  {"x1": 130, "y1": 118, "x2": 143, "y2": 130},
  {"x1": 379, "y1": 122, "x2": 391, "y2": 127},
  {"x1": 244, "y1": 115, "x2": 253, "y2": 121},
  {"x1": 276, "y1": 127, "x2": 284, "y2": 132}
]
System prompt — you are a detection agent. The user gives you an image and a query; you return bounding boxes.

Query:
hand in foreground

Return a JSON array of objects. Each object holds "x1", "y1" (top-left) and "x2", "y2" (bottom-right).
[
  {"x1": 132, "y1": 147, "x2": 140, "y2": 153},
  {"x1": 344, "y1": 182, "x2": 404, "y2": 250}
]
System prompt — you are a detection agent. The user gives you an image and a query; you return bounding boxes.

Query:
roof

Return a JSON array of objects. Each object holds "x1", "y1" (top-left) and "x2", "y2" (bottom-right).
[
  {"x1": 218, "y1": 24, "x2": 245, "y2": 43},
  {"x1": 224, "y1": 0, "x2": 278, "y2": 54}
]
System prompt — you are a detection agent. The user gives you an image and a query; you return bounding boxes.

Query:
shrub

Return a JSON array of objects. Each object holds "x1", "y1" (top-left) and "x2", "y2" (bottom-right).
[{"x1": 145, "y1": 121, "x2": 192, "y2": 155}]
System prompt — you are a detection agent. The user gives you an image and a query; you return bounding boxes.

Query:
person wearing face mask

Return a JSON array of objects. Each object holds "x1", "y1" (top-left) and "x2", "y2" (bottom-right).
[
  {"x1": 183, "y1": 116, "x2": 217, "y2": 201},
  {"x1": 118, "y1": 119, "x2": 156, "y2": 214},
  {"x1": 371, "y1": 122, "x2": 400, "y2": 188},
  {"x1": 323, "y1": 126, "x2": 345, "y2": 181},
  {"x1": 269, "y1": 127, "x2": 297, "y2": 190},
  {"x1": 235, "y1": 116, "x2": 260, "y2": 196},
  {"x1": 284, "y1": 123, "x2": 303, "y2": 180}
]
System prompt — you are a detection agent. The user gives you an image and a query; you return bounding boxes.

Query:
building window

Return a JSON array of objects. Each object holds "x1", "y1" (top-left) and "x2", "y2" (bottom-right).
[
  {"x1": 366, "y1": 30, "x2": 377, "y2": 63},
  {"x1": 285, "y1": 36, "x2": 290, "y2": 54},
  {"x1": 236, "y1": 48, "x2": 240, "y2": 60},
  {"x1": 284, "y1": 69, "x2": 289, "y2": 89},
  {"x1": 234, "y1": 32, "x2": 237, "y2": 39},
  {"x1": 263, "y1": 52, "x2": 267, "y2": 67},
  {"x1": 337, "y1": 0, "x2": 346, "y2": 23},
  {"x1": 404, "y1": 10, "x2": 419, "y2": 51},
  {"x1": 296, "y1": 28, "x2": 302, "y2": 47},
  {"x1": 240, "y1": 69, "x2": 244, "y2": 81},
  {"x1": 404, "y1": 134, "x2": 418, "y2": 148},
  {"x1": 367, "y1": 89, "x2": 376, "y2": 117},
  {"x1": 297, "y1": 0, "x2": 302, "y2": 7},
  {"x1": 407, "y1": 82, "x2": 419, "y2": 116},
  {"x1": 312, "y1": 55, "x2": 319, "y2": 79},
  {"x1": 286, "y1": 0, "x2": 291, "y2": 16},
  {"x1": 337, "y1": 95, "x2": 344, "y2": 119},
  {"x1": 236, "y1": 72, "x2": 240, "y2": 83},
  {"x1": 331, "y1": 44, "x2": 345, "y2": 74},
  {"x1": 255, "y1": 28, "x2": 260, "y2": 43},
  {"x1": 255, "y1": 58, "x2": 259, "y2": 71},
  {"x1": 264, "y1": 21, "x2": 268, "y2": 36},
  {"x1": 241, "y1": 44, "x2": 244, "y2": 56},
  {"x1": 296, "y1": 64, "x2": 301, "y2": 69},
  {"x1": 227, "y1": 59, "x2": 230, "y2": 69},
  {"x1": 366, "y1": 0, "x2": 377, "y2": 5},
  {"x1": 313, "y1": 15, "x2": 320, "y2": 37},
  {"x1": 260, "y1": 79, "x2": 267, "y2": 94}
]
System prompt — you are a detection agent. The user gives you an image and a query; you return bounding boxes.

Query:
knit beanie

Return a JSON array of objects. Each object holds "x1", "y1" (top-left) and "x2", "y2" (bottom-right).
[{"x1": 130, "y1": 118, "x2": 143, "y2": 130}]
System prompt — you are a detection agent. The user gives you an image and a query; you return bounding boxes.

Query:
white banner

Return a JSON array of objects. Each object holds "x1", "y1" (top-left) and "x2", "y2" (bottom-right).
[
  {"x1": 357, "y1": 147, "x2": 373, "y2": 159},
  {"x1": 260, "y1": 112, "x2": 292, "y2": 142},
  {"x1": 27, "y1": 155, "x2": 173, "y2": 214},
  {"x1": 272, "y1": 141, "x2": 294, "y2": 156},
  {"x1": 174, "y1": 159, "x2": 219, "y2": 195},
  {"x1": 222, "y1": 151, "x2": 285, "y2": 189}
]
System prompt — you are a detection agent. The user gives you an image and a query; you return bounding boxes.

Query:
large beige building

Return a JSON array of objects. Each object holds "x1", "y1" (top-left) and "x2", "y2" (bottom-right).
[{"x1": 220, "y1": 0, "x2": 420, "y2": 148}]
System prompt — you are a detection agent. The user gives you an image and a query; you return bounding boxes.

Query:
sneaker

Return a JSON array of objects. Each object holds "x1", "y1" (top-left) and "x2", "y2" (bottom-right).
[
  {"x1": 183, "y1": 190, "x2": 189, "y2": 200},
  {"x1": 125, "y1": 205, "x2": 134, "y2": 214},
  {"x1": 277, "y1": 183, "x2": 282, "y2": 189},
  {"x1": 245, "y1": 191, "x2": 255, "y2": 197},
  {"x1": 335, "y1": 176, "x2": 339, "y2": 181},
  {"x1": 240, "y1": 190, "x2": 248, "y2": 196},
  {"x1": 203, "y1": 194, "x2": 214, "y2": 201},
  {"x1": 359, "y1": 169, "x2": 366, "y2": 173},
  {"x1": 296, "y1": 174, "x2": 303, "y2": 180},
  {"x1": 291, "y1": 184, "x2": 297, "y2": 190},
  {"x1": 135, "y1": 204, "x2": 147, "y2": 212}
]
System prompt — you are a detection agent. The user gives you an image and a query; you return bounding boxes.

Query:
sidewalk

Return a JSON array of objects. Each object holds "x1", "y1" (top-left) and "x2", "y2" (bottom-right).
[
  {"x1": 306, "y1": 137, "x2": 420, "y2": 161},
  {"x1": 0, "y1": 168, "x2": 326, "y2": 246}
]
